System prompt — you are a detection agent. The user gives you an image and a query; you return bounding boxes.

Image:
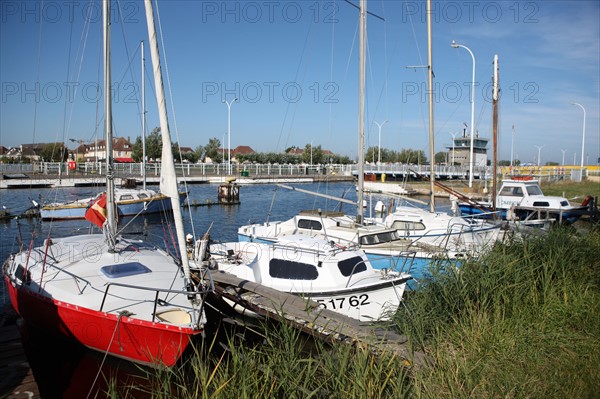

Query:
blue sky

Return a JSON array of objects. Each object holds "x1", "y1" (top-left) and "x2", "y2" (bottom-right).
[{"x1": 1, "y1": 0, "x2": 598, "y2": 165}]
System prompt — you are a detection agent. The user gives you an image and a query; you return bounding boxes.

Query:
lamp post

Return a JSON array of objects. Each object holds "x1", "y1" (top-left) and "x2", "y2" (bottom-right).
[
  {"x1": 449, "y1": 132, "x2": 457, "y2": 166},
  {"x1": 374, "y1": 120, "x2": 388, "y2": 165},
  {"x1": 571, "y1": 102, "x2": 586, "y2": 181},
  {"x1": 534, "y1": 144, "x2": 545, "y2": 167},
  {"x1": 223, "y1": 98, "x2": 238, "y2": 175},
  {"x1": 510, "y1": 125, "x2": 515, "y2": 168},
  {"x1": 451, "y1": 40, "x2": 476, "y2": 187}
]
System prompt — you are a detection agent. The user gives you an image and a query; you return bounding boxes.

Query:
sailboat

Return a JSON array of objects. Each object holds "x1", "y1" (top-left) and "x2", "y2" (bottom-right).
[
  {"x1": 39, "y1": 38, "x2": 185, "y2": 221},
  {"x1": 366, "y1": 0, "x2": 502, "y2": 255},
  {"x1": 238, "y1": 0, "x2": 460, "y2": 285},
  {"x1": 2, "y1": 0, "x2": 213, "y2": 367}
]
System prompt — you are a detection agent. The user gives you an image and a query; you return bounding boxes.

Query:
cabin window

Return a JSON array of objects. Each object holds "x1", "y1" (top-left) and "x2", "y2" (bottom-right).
[
  {"x1": 138, "y1": 193, "x2": 148, "y2": 199},
  {"x1": 338, "y1": 256, "x2": 367, "y2": 276},
  {"x1": 532, "y1": 201, "x2": 550, "y2": 207},
  {"x1": 511, "y1": 187, "x2": 524, "y2": 197},
  {"x1": 526, "y1": 186, "x2": 543, "y2": 195},
  {"x1": 297, "y1": 219, "x2": 323, "y2": 231},
  {"x1": 360, "y1": 231, "x2": 400, "y2": 245},
  {"x1": 560, "y1": 201, "x2": 569, "y2": 206},
  {"x1": 499, "y1": 186, "x2": 514, "y2": 196},
  {"x1": 269, "y1": 258, "x2": 318, "y2": 280},
  {"x1": 101, "y1": 262, "x2": 152, "y2": 278},
  {"x1": 391, "y1": 221, "x2": 426, "y2": 231},
  {"x1": 119, "y1": 194, "x2": 134, "y2": 201}
]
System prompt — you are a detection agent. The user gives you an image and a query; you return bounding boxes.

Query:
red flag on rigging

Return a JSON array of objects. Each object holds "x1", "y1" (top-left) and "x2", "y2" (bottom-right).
[{"x1": 85, "y1": 193, "x2": 108, "y2": 228}]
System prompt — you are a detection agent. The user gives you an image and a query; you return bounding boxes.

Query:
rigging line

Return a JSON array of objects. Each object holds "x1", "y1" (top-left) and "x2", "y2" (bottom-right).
[
  {"x1": 381, "y1": 0, "x2": 389, "y2": 119},
  {"x1": 327, "y1": 0, "x2": 337, "y2": 144},
  {"x1": 283, "y1": 22, "x2": 318, "y2": 152},
  {"x1": 31, "y1": 0, "x2": 45, "y2": 146},
  {"x1": 57, "y1": 2, "x2": 76, "y2": 161},
  {"x1": 342, "y1": 0, "x2": 385, "y2": 21},
  {"x1": 404, "y1": 0, "x2": 426, "y2": 82},
  {"x1": 65, "y1": 0, "x2": 95, "y2": 143},
  {"x1": 154, "y1": 1, "x2": 196, "y2": 239},
  {"x1": 275, "y1": 15, "x2": 316, "y2": 152}
]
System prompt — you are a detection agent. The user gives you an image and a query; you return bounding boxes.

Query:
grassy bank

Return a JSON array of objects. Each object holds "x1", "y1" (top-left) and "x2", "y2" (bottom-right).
[
  {"x1": 396, "y1": 225, "x2": 600, "y2": 398},
  {"x1": 108, "y1": 227, "x2": 600, "y2": 398},
  {"x1": 540, "y1": 180, "x2": 600, "y2": 200}
]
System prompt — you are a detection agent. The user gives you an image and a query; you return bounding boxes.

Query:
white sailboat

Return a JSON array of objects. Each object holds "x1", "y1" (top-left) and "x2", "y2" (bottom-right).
[
  {"x1": 368, "y1": 0, "x2": 502, "y2": 255},
  {"x1": 238, "y1": 0, "x2": 460, "y2": 285},
  {"x1": 2, "y1": 0, "x2": 213, "y2": 367}
]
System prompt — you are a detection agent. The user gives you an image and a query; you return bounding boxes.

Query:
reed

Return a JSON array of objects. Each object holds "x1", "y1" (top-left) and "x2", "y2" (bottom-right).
[
  {"x1": 396, "y1": 225, "x2": 600, "y2": 398},
  {"x1": 104, "y1": 227, "x2": 599, "y2": 398}
]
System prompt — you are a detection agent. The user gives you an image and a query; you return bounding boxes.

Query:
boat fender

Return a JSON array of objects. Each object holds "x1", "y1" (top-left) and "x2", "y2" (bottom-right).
[
  {"x1": 506, "y1": 206, "x2": 517, "y2": 221},
  {"x1": 581, "y1": 195, "x2": 593, "y2": 207}
]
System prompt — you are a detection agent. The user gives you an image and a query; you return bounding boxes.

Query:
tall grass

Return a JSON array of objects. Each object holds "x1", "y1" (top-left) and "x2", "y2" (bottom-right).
[
  {"x1": 106, "y1": 227, "x2": 600, "y2": 398},
  {"x1": 397, "y1": 225, "x2": 600, "y2": 398}
]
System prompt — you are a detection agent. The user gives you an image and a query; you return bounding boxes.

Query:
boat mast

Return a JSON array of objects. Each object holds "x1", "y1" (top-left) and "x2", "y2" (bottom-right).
[
  {"x1": 103, "y1": 0, "x2": 117, "y2": 245},
  {"x1": 356, "y1": 0, "x2": 366, "y2": 225},
  {"x1": 426, "y1": 0, "x2": 435, "y2": 212},
  {"x1": 143, "y1": 0, "x2": 192, "y2": 282},
  {"x1": 141, "y1": 40, "x2": 147, "y2": 190},
  {"x1": 492, "y1": 54, "x2": 499, "y2": 211}
]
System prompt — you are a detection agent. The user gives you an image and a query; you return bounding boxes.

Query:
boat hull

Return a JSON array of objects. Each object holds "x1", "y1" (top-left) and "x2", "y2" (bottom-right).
[
  {"x1": 41, "y1": 193, "x2": 185, "y2": 220},
  {"x1": 4, "y1": 275, "x2": 198, "y2": 367}
]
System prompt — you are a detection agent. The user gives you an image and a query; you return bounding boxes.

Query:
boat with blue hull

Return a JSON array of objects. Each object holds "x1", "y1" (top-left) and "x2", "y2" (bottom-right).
[
  {"x1": 238, "y1": 209, "x2": 460, "y2": 289},
  {"x1": 40, "y1": 189, "x2": 186, "y2": 220},
  {"x1": 459, "y1": 178, "x2": 590, "y2": 224}
]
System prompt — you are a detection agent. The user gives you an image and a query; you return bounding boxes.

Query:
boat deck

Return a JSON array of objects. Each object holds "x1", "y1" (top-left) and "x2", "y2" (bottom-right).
[{"x1": 209, "y1": 271, "x2": 429, "y2": 367}]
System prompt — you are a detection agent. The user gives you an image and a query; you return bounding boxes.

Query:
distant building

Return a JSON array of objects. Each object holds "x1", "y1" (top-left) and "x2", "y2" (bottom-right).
[
  {"x1": 82, "y1": 137, "x2": 133, "y2": 162},
  {"x1": 4, "y1": 143, "x2": 65, "y2": 162},
  {"x1": 446, "y1": 129, "x2": 488, "y2": 167},
  {"x1": 214, "y1": 145, "x2": 256, "y2": 163}
]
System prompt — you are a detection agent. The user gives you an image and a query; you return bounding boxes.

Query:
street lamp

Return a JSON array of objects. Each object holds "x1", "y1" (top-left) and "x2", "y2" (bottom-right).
[
  {"x1": 223, "y1": 98, "x2": 238, "y2": 175},
  {"x1": 510, "y1": 125, "x2": 515, "y2": 169},
  {"x1": 448, "y1": 132, "x2": 457, "y2": 166},
  {"x1": 534, "y1": 144, "x2": 545, "y2": 167},
  {"x1": 374, "y1": 120, "x2": 388, "y2": 165},
  {"x1": 571, "y1": 102, "x2": 586, "y2": 181},
  {"x1": 451, "y1": 40, "x2": 476, "y2": 187}
]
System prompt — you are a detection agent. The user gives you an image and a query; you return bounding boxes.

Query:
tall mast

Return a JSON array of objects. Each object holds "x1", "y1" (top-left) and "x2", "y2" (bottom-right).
[
  {"x1": 103, "y1": 0, "x2": 116, "y2": 245},
  {"x1": 143, "y1": 0, "x2": 192, "y2": 282},
  {"x1": 492, "y1": 54, "x2": 499, "y2": 211},
  {"x1": 356, "y1": 0, "x2": 366, "y2": 224},
  {"x1": 426, "y1": 0, "x2": 435, "y2": 212},
  {"x1": 141, "y1": 40, "x2": 147, "y2": 190}
]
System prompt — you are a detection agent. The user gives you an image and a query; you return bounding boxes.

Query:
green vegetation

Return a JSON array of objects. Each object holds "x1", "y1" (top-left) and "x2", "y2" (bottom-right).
[
  {"x1": 103, "y1": 226, "x2": 599, "y2": 398},
  {"x1": 541, "y1": 180, "x2": 600, "y2": 200}
]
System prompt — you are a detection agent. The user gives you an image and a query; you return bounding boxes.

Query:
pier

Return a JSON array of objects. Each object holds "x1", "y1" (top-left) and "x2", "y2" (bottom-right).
[
  {"x1": 0, "y1": 312, "x2": 40, "y2": 399},
  {"x1": 210, "y1": 271, "x2": 428, "y2": 366}
]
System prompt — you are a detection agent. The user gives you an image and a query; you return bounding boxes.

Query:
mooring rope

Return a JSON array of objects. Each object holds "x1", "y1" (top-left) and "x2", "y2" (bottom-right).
[{"x1": 86, "y1": 311, "x2": 128, "y2": 399}]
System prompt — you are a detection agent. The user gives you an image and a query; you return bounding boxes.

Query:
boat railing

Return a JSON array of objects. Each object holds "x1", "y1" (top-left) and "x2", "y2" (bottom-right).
[
  {"x1": 344, "y1": 257, "x2": 371, "y2": 288},
  {"x1": 33, "y1": 254, "x2": 93, "y2": 295},
  {"x1": 270, "y1": 241, "x2": 355, "y2": 257},
  {"x1": 99, "y1": 279, "x2": 214, "y2": 323}
]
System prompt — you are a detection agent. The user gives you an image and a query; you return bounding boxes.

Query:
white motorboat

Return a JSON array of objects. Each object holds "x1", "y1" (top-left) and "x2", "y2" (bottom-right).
[{"x1": 210, "y1": 235, "x2": 412, "y2": 322}]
